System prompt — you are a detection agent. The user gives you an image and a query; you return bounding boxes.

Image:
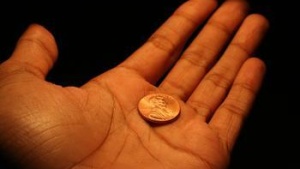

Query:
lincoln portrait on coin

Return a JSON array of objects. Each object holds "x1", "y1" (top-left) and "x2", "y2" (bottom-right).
[{"x1": 148, "y1": 95, "x2": 172, "y2": 120}]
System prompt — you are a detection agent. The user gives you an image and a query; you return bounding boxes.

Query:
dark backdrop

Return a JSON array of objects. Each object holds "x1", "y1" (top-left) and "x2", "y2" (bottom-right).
[{"x1": 0, "y1": 0, "x2": 298, "y2": 168}]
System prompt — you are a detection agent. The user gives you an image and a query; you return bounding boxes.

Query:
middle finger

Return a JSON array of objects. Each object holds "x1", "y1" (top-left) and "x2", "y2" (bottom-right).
[{"x1": 159, "y1": 0, "x2": 249, "y2": 100}]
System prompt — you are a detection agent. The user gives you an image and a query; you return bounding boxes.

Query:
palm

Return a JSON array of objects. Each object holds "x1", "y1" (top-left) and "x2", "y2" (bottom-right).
[
  {"x1": 0, "y1": 0, "x2": 269, "y2": 169},
  {"x1": 81, "y1": 68, "x2": 227, "y2": 169},
  {"x1": 0, "y1": 67, "x2": 225, "y2": 169}
]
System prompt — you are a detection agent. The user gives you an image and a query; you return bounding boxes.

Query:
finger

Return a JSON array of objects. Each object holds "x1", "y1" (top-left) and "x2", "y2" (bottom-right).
[
  {"x1": 187, "y1": 14, "x2": 269, "y2": 120},
  {"x1": 118, "y1": 0, "x2": 218, "y2": 84},
  {"x1": 209, "y1": 58, "x2": 266, "y2": 152},
  {"x1": 159, "y1": 0, "x2": 249, "y2": 100},
  {"x1": 2, "y1": 24, "x2": 58, "y2": 79}
]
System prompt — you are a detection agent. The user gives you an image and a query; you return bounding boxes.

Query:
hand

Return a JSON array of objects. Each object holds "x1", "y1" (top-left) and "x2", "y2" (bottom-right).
[{"x1": 0, "y1": 0, "x2": 268, "y2": 169}]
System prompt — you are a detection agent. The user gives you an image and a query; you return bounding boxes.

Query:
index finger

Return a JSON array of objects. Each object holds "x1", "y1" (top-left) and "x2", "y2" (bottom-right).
[{"x1": 119, "y1": 0, "x2": 218, "y2": 84}]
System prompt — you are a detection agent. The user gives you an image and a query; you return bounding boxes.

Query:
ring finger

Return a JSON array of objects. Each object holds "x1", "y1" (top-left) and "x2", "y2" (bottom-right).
[{"x1": 187, "y1": 14, "x2": 269, "y2": 121}]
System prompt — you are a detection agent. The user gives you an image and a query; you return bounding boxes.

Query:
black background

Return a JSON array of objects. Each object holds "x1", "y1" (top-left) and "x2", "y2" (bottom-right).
[{"x1": 0, "y1": 0, "x2": 298, "y2": 168}]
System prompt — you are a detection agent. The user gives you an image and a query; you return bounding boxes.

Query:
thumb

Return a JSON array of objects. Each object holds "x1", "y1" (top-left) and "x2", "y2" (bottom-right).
[{"x1": 4, "y1": 24, "x2": 58, "y2": 79}]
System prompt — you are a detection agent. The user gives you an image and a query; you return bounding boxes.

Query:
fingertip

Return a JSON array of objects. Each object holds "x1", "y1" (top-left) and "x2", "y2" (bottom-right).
[
  {"x1": 238, "y1": 57, "x2": 267, "y2": 88},
  {"x1": 245, "y1": 13, "x2": 270, "y2": 32},
  {"x1": 225, "y1": 0, "x2": 250, "y2": 12},
  {"x1": 246, "y1": 57, "x2": 266, "y2": 74},
  {"x1": 18, "y1": 23, "x2": 58, "y2": 60},
  {"x1": 4, "y1": 23, "x2": 59, "y2": 78}
]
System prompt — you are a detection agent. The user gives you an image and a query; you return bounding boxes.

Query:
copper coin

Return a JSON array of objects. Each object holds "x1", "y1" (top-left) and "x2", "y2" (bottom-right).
[{"x1": 138, "y1": 93, "x2": 180, "y2": 123}]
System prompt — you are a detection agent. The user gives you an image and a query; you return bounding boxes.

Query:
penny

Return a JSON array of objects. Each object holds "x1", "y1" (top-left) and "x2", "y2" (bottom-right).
[{"x1": 138, "y1": 93, "x2": 180, "y2": 123}]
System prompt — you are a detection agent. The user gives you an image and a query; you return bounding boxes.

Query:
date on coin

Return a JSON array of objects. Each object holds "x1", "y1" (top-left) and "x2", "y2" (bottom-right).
[{"x1": 138, "y1": 93, "x2": 180, "y2": 123}]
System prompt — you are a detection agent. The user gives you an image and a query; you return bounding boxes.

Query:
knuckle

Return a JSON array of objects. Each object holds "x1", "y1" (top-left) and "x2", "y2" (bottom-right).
[
  {"x1": 205, "y1": 72, "x2": 232, "y2": 89},
  {"x1": 147, "y1": 33, "x2": 176, "y2": 54}
]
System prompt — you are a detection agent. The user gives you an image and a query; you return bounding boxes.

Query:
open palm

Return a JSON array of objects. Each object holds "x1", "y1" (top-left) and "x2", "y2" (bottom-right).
[{"x1": 0, "y1": 0, "x2": 269, "y2": 169}]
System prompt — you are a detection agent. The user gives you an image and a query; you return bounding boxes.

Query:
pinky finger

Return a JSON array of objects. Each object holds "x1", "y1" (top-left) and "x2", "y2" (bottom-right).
[{"x1": 209, "y1": 57, "x2": 266, "y2": 152}]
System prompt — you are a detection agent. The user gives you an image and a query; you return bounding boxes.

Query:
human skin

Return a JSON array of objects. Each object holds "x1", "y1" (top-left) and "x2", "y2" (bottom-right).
[{"x1": 0, "y1": 0, "x2": 269, "y2": 169}]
